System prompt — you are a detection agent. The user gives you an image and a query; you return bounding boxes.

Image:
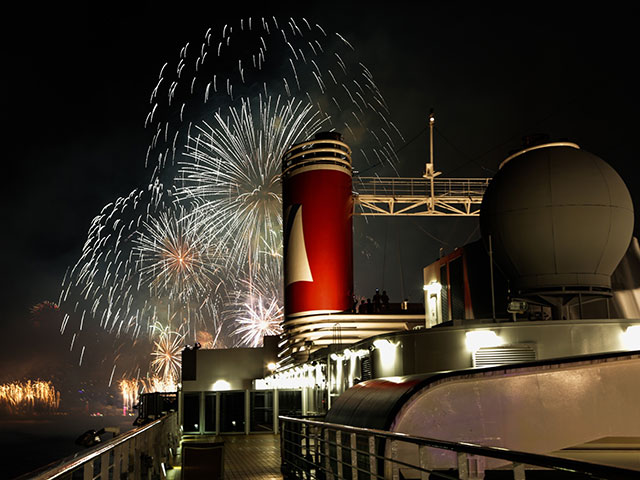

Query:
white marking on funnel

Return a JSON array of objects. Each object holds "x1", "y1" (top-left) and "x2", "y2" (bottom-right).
[{"x1": 285, "y1": 205, "x2": 313, "y2": 286}]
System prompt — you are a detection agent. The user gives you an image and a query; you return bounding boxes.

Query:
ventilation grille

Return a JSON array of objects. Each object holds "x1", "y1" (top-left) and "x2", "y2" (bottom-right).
[
  {"x1": 473, "y1": 344, "x2": 537, "y2": 368},
  {"x1": 360, "y1": 355, "x2": 373, "y2": 381}
]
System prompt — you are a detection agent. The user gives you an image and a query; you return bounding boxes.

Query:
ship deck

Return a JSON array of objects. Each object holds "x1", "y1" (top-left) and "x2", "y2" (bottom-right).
[{"x1": 168, "y1": 433, "x2": 283, "y2": 480}]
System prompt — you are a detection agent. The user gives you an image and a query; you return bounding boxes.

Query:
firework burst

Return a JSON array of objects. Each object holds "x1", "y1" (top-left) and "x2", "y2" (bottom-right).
[
  {"x1": 59, "y1": 16, "x2": 402, "y2": 375},
  {"x1": 135, "y1": 206, "x2": 222, "y2": 302},
  {"x1": 233, "y1": 297, "x2": 284, "y2": 348},
  {"x1": 177, "y1": 95, "x2": 324, "y2": 272},
  {"x1": 228, "y1": 259, "x2": 284, "y2": 347},
  {"x1": 150, "y1": 324, "x2": 185, "y2": 385}
]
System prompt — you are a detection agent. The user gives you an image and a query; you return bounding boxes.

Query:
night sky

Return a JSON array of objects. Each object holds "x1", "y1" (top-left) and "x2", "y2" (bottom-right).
[{"x1": 2, "y1": 3, "x2": 637, "y2": 384}]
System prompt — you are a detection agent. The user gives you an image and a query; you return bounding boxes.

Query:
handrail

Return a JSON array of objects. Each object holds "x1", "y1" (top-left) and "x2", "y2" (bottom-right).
[
  {"x1": 280, "y1": 415, "x2": 639, "y2": 479},
  {"x1": 18, "y1": 413, "x2": 177, "y2": 480}
]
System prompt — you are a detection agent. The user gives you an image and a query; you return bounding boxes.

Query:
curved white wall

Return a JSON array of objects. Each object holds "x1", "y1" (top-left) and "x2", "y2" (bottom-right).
[{"x1": 390, "y1": 354, "x2": 640, "y2": 471}]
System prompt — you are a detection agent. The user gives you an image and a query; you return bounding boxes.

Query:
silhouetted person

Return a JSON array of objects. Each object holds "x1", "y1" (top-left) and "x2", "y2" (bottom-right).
[
  {"x1": 373, "y1": 288, "x2": 381, "y2": 313},
  {"x1": 358, "y1": 299, "x2": 366, "y2": 314},
  {"x1": 366, "y1": 298, "x2": 373, "y2": 314},
  {"x1": 381, "y1": 290, "x2": 389, "y2": 311}
]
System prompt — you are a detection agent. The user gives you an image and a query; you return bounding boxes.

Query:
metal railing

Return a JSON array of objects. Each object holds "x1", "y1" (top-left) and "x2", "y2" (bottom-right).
[
  {"x1": 18, "y1": 412, "x2": 179, "y2": 480},
  {"x1": 280, "y1": 415, "x2": 638, "y2": 480},
  {"x1": 352, "y1": 177, "x2": 490, "y2": 216},
  {"x1": 353, "y1": 177, "x2": 489, "y2": 198}
]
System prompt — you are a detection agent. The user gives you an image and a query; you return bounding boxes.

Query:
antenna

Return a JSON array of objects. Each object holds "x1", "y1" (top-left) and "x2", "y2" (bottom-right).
[{"x1": 424, "y1": 108, "x2": 441, "y2": 212}]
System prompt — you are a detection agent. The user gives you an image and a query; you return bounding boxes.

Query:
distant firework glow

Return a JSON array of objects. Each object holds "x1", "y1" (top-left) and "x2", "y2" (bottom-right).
[
  {"x1": 59, "y1": 16, "x2": 402, "y2": 379},
  {"x1": 119, "y1": 378, "x2": 139, "y2": 413},
  {"x1": 0, "y1": 380, "x2": 60, "y2": 414},
  {"x1": 120, "y1": 374, "x2": 178, "y2": 410}
]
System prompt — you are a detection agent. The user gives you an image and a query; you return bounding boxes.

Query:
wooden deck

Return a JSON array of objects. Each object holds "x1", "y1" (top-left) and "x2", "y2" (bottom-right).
[{"x1": 168, "y1": 434, "x2": 283, "y2": 480}]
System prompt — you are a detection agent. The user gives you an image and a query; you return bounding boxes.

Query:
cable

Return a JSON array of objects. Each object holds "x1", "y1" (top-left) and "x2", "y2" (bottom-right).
[{"x1": 353, "y1": 126, "x2": 428, "y2": 177}]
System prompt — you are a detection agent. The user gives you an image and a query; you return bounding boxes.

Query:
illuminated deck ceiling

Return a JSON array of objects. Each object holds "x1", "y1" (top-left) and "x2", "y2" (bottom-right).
[{"x1": 353, "y1": 176, "x2": 490, "y2": 216}]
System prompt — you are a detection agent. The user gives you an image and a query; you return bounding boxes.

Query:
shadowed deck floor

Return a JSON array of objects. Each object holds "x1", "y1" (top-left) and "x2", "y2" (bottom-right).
[{"x1": 169, "y1": 434, "x2": 283, "y2": 480}]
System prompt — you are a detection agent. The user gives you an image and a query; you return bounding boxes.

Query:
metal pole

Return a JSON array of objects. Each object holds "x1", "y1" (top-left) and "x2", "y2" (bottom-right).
[
  {"x1": 428, "y1": 110, "x2": 435, "y2": 212},
  {"x1": 578, "y1": 293, "x2": 583, "y2": 319},
  {"x1": 489, "y1": 235, "x2": 496, "y2": 320}
]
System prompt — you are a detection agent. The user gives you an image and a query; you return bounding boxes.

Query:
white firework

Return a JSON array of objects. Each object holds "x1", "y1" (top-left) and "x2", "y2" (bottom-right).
[
  {"x1": 59, "y1": 17, "x2": 403, "y2": 372},
  {"x1": 150, "y1": 324, "x2": 185, "y2": 385},
  {"x1": 234, "y1": 296, "x2": 284, "y2": 348},
  {"x1": 177, "y1": 95, "x2": 325, "y2": 272},
  {"x1": 135, "y1": 206, "x2": 222, "y2": 302}
]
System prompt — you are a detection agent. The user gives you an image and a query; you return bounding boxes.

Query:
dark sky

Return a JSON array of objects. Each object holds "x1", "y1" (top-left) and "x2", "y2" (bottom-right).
[{"x1": 1, "y1": 3, "x2": 637, "y2": 377}]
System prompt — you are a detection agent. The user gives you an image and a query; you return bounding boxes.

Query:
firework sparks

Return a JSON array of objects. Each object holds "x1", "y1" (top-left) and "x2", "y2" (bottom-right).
[
  {"x1": 135, "y1": 206, "x2": 222, "y2": 302},
  {"x1": 177, "y1": 95, "x2": 324, "y2": 272},
  {"x1": 150, "y1": 324, "x2": 184, "y2": 385},
  {"x1": 233, "y1": 296, "x2": 284, "y2": 348}
]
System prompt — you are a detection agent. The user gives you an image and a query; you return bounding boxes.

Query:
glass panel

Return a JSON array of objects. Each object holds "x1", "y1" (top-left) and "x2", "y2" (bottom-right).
[
  {"x1": 440, "y1": 264, "x2": 449, "y2": 321},
  {"x1": 278, "y1": 390, "x2": 302, "y2": 416},
  {"x1": 93, "y1": 456, "x2": 101, "y2": 478},
  {"x1": 183, "y1": 393, "x2": 200, "y2": 433},
  {"x1": 449, "y1": 257, "x2": 465, "y2": 320},
  {"x1": 250, "y1": 391, "x2": 273, "y2": 432},
  {"x1": 204, "y1": 393, "x2": 217, "y2": 432},
  {"x1": 220, "y1": 391, "x2": 245, "y2": 432}
]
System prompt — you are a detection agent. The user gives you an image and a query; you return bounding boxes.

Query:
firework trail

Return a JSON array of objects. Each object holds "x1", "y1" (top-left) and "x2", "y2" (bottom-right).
[
  {"x1": 144, "y1": 16, "x2": 403, "y2": 175},
  {"x1": 59, "y1": 185, "x2": 222, "y2": 367},
  {"x1": 60, "y1": 16, "x2": 403, "y2": 373}
]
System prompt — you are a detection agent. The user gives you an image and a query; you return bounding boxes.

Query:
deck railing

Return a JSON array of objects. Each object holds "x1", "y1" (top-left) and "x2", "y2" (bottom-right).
[
  {"x1": 280, "y1": 415, "x2": 638, "y2": 480},
  {"x1": 353, "y1": 177, "x2": 489, "y2": 198},
  {"x1": 18, "y1": 412, "x2": 179, "y2": 480}
]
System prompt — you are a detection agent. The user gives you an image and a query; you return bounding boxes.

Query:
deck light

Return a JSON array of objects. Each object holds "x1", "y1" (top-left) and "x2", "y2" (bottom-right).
[
  {"x1": 423, "y1": 281, "x2": 442, "y2": 295},
  {"x1": 373, "y1": 339, "x2": 398, "y2": 366},
  {"x1": 465, "y1": 330, "x2": 503, "y2": 352},
  {"x1": 212, "y1": 380, "x2": 231, "y2": 391},
  {"x1": 621, "y1": 325, "x2": 640, "y2": 350}
]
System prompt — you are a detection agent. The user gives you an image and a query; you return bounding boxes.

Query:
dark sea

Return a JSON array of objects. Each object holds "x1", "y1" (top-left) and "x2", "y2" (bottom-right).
[{"x1": 1, "y1": 412, "x2": 136, "y2": 479}]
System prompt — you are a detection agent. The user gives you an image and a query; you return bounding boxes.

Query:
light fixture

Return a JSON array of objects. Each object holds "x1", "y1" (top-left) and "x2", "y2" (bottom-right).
[
  {"x1": 373, "y1": 339, "x2": 396, "y2": 349},
  {"x1": 267, "y1": 362, "x2": 277, "y2": 371},
  {"x1": 621, "y1": 325, "x2": 640, "y2": 350},
  {"x1": 465, "y1": 330, "x2": 503, "y2": 352},
  {"x1": 212, "y1": 380, "x2": 231, "y2": 391},
  {"x1": 423, "y1": 281, "x2": 442, "y2": 295},
  {"x1": 373, "y1": 339, "x2": 398, "y2": 366}
]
